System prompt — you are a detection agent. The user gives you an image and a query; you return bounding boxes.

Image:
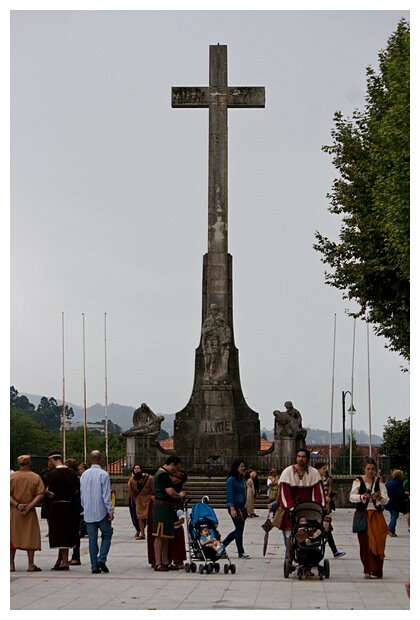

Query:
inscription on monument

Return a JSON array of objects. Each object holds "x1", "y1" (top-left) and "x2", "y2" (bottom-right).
[{"x1": 200, "y1": 420, "x2": 235, "y2": 434}]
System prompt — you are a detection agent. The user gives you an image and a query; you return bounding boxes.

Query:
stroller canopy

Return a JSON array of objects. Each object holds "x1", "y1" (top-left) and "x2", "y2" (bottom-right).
[
  {"x1": 292, "y1": 501, "x2": 323, "y2": 526},
  {"x1": 190, "y1": 501, "x2": 219, "y2": 528}
]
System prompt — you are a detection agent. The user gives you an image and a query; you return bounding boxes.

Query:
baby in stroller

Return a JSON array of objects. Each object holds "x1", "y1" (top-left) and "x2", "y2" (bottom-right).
[
  {"x1": 199, "y1": 525, "x2": 225, "y2": 557},
  {"x1": 184, "y1": 497, "x2": 236, "y2": 574},
  {"x1": 295, "y1": 516, "x2": 322, "y2": 546},
  {"x1": 284, "y1": 501, "x2": 330, "y2": 580}
]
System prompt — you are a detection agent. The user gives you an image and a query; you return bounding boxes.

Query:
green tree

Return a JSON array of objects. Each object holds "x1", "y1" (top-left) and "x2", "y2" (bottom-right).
[
  {"x1": 332, "y1": 433, "x2": 365, "y2": 475},
  {"x1": 10, "y1": 408, "x2": 59, "y2": 469},
  {"x1": 96, "y1": 419, "x2": 122, "y2": 435},
  {"x1": 10, "y1": 386, "x2": 36, "y2": 415},
  {"x1": 380, "y1": 416, "x2": 410, "y2": 474},
  {"x1": 314, "y1": 19, "x2": 410, "y2": 360},
  {"x1": 28, "y1": 396, "x2": 74, "y2": 432},
  {"x1": 157, "y1": 428, "x2": 169, "y2": 441}
]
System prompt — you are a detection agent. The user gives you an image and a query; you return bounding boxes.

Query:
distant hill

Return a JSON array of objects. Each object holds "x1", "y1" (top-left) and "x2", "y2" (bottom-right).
[{"x1": 21, "y1": 393, "x2": 382, "y2": 442}]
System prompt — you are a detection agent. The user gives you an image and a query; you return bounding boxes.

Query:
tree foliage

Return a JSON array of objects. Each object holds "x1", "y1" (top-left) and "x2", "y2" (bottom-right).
[
  {"x1": 380, "y1": 416, "x2": 410, "y2": 474},
  {"x1": 314, "y1": 19, "x2": 410, "y2": 360},
  {"x1": 332, "y1": 433, "x2": 365, "y2": 475},
  {"x1": 10, "y1": 408, "x2": 60, "y2": 469}
]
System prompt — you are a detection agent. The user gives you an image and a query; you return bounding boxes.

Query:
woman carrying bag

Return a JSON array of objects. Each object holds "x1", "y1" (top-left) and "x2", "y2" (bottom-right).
[{"x1": 350, "y1": 457, "x2": 389, "y2": 579}]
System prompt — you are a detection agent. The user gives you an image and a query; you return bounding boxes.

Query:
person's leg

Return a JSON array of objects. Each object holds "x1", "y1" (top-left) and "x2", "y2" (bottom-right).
[
  {"x1": 59, "y1": 548, "x2": 69, "y2": 567},
  {"x1": 161, "y1": 538, "x2": 170, "y2": 565},
  {"x1": 70, "y1": 537, "x2": 81, "y2": 563},
  {"x1": 234, "y1": 518, "x2": 245, "y2": 555},
  {"x1": 222, "y1": 511, "x2": 239, "y2": 548},
  {"x1": 388, "y1": 510, "x2": 398, "y2": 534},
  {"x1": 85, "y1": 521, "x2": 100, "y2": 570},
  {"x1": 139, "y1": 518, "x2": 146, "y2": 538},
  {"x1": 98, "y1": 515, "x2": 113, "y2": 564},
  {"x1": 154, "y1": 535, "x2": 163, "y2": 565},
  {"x1": 27, "y1": 549, "x2": 36, "y2": 570},
  {"x1": 326, "y1": 531, "x2": 338, "y2": 554},
  {"x1": 10, "y1": 547, "x2": 16, "y2": 571}
]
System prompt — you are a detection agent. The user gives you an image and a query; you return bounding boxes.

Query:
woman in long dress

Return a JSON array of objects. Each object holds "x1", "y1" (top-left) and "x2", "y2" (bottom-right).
[
  {"x1": 128, "y1": 465, "x2": 141, "y2": 538},
  {"x1": 245, "y1": 470, "x2": 255, "y2": 517},
  {"x1": 350, "y1": 457, "x2": 389, "y2": 579},
  {"x1": 128, "y1": 464, "x2": 154, "y2": 539},
  {"x1": 10, "y1": 455, "x2": 45, "y2": 572}
]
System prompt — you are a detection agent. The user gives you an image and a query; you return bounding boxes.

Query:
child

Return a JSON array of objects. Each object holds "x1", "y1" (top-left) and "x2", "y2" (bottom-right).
[
  {"x1": 200, "y1": 525, "x2": 225, "y2": 556},
  {"x1": 295, "y1": 516, "x2": 322, "y2": 546},
  {"x1": 168, "y1": 470, "x2": 188, "y2": 570}
]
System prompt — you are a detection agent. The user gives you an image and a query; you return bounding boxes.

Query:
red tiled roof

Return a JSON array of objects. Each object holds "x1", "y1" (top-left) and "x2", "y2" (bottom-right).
[
  {"x1": 158, "y1": 438, "x2": 273, "y2": 451},
  {"x1": 308, "y1": 444, "x2": 382, "y2": 458}
]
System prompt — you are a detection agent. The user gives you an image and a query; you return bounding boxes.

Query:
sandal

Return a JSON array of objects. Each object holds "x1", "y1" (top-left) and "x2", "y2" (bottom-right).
[
  {"x1": 155, "y1": 564, "x2": 169, "y2": 572},
  {"x1": 27, "y1": 566, "x2": 42, "y2": 572}
]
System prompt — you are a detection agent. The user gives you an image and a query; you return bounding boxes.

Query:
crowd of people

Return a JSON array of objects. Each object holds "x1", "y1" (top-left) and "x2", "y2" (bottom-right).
[{"x1": 10, "y1": 449, "x2": 409, "y2": 587}]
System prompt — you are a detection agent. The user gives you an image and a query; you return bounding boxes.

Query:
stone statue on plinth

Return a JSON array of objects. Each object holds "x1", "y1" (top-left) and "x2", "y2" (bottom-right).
[
  {"x1": 126, "y1": 403, "x2": 164, "y2": 436},
  {"x1": 273, "y1": 401, "x2": 307, "y2": 441},
  {"x1": 124, "y1": 403, "x2": 166, "y2": 472}
]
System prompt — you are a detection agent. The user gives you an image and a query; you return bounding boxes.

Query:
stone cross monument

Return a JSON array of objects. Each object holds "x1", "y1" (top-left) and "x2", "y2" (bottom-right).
[{"x1": 171, "y1": 45, "x2": 265, "y2": 471}]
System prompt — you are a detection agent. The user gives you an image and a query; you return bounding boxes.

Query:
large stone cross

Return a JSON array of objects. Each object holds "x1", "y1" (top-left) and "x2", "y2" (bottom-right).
[{"x1": 172, "y1": 44, "x2": 265, "y2": 318}]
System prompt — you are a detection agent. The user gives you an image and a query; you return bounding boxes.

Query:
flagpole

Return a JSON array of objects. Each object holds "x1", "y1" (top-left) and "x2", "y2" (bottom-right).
[
  {"x1": 62, "y1": 312, "x2": 66, "y2": 460},
  {"x1": 367, "y1": 322, "x2": 372, "y2": 457},
  {"x1": 350, "y1": 318, "x2": 356, "y2": 476},
  {"x1": 329, "y1": 314, "x2": 337, "y2": 472},
  {"x1": 82, "y1": 313, "x2": 87, "y2": 463},
  {"x1": 104, "y1": 312, "x2": 109, "y2": 468}
]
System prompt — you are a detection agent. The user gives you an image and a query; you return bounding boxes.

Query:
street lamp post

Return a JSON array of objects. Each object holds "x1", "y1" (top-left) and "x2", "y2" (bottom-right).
[
  {"x1": 342, "y1": 390, "x2": 352, "y2": 472},
  {"x1": 349, "y1": 403, "x2": 356, "y2": 475}
]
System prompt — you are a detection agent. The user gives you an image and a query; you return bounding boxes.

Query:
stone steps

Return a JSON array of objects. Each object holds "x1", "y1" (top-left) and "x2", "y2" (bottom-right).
[{"x1": 182, "y1": 477, "x2": 270, "y2": 510}]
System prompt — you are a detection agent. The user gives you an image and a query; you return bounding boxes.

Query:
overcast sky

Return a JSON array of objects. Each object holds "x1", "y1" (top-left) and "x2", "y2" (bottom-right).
[{"x1": 8, "y1": 7, "x2": 410, "y2": 438}]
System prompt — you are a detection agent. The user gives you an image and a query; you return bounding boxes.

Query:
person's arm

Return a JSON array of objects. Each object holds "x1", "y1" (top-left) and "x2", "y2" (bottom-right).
[
  {"x1": 102, "y1": 473, "x2": 114, "y2": 519},
  {"x1": 19, "y1": 493, "x2": 44, "y2": 516},
  {"x1": 349, "y1": 479, "x2": 364, "y2": 504},
  {"x1": 372, "y1": 481, "x2": 389, "y2": 505},
  {"x1": 226, "y1": 477, "x2": 237, "y2": 518},
  {"x1": 165, "y1": 487, "x2": 186, "y2": 500}
]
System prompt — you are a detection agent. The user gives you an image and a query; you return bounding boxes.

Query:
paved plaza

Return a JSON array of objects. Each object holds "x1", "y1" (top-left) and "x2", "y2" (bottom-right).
[{"x1": 10, "y1": 505, "x2": 410, "y2": 610}]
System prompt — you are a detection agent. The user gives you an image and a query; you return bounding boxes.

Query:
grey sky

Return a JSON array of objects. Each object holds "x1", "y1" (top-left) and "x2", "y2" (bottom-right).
[{"x1": 9, "y1": 9, "x2": 410, "y2": 437}]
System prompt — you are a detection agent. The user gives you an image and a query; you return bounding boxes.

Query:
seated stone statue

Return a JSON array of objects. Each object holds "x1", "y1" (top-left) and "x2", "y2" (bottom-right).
[
  {"x1": 125, "y1": 403, "x2": 164, "y2": 436},
  {"x1": 273, "y1": 401, "x2": 307, "y2": 440}
]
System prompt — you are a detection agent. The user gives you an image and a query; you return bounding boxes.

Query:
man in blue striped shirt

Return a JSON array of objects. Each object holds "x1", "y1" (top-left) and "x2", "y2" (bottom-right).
[{"x1": 80, "y1": 450, "x2": 114, "y2": 574}]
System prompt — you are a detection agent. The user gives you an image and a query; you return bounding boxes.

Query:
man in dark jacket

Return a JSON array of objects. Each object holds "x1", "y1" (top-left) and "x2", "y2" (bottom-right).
[{"x1": 385, "y1": 469, "x2": 406, "y2": 536}]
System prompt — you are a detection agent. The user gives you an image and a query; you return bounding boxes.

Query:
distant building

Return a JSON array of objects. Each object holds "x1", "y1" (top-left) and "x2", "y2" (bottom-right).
[{"x1": 62, "y1": 421, "x2": 106, "y2": 434}]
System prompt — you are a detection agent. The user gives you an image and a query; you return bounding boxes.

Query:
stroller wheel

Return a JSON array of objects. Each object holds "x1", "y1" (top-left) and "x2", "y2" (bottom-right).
[
  {"x1": 199, "y1": 564, "x2": 204, "y2": 574},
  {"x1": 324, "y1": 559, "x2": 330, "y2": 579},
  {"x1": 284, "y1": 559, "x2": 290, "y2": 578},
  {"x1": 184, "y1": 563, "x2": 191, "y2": 573},
  {"x1": 318, "y1": 573, "x2": 324, "y2": 580},
  {"x1": 206, "y1": 565, "x2": 211, "y2": 574},
  {"x1": 298, "y1": 568, "x2": 303, "y2": 581},
  {"x1": 214, "y1": 563, "x2": 220, "y2": 573},
  {"x1": 190, "y1": 562, "x2": 197, "y2": 573},
  {"x1": 230, "y1": 564, "x2": 236, "y2": 574},
  {"x1": 224, "y1": 564, "x2": 229, "y2": 574}
]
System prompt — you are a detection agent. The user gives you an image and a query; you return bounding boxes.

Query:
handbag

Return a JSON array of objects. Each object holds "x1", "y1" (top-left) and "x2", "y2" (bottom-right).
[
  {"x1": 352, "y1": 510, "x2": 367, "y2": 533},
  {"x1": 235, "y1": 505, "x2": 248, "y2": 521}
]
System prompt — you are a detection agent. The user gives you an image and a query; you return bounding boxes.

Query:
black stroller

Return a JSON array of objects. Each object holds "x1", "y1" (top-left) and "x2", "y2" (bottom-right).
[
  {"x1": 184, "y1": 497, "x2": 236, "y2": 574},
  {"x1": 283, "y1": 501, "x2": 330, "y2": 580}
]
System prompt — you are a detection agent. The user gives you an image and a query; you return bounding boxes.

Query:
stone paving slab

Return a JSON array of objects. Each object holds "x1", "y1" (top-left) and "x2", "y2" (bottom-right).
[{"x1": 9, "y1": 505, "x2": 410, "y2": 610}]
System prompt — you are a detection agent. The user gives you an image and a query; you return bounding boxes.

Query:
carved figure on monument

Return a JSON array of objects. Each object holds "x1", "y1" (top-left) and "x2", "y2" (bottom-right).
[
  {"x1": 273, "y1": 401, "x2": 307, "y2": 440},
  {"x1": 126, "y1": 403, "x2": 164, "y2": 436},
  {"x1": 214, "y1": 316, "x2": 231, "y2": 382},
  {"x1": 201, "y1": 304, "x2": 231, "y2": 384}
]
